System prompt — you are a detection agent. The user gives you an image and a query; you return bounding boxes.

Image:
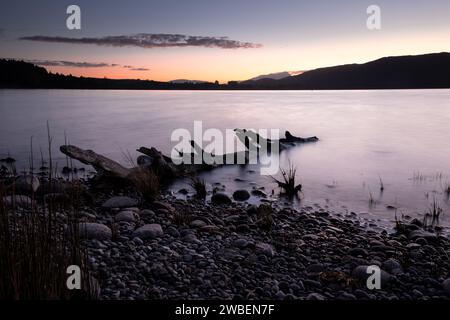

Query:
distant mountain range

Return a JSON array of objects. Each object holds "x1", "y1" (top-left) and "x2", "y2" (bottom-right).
[
  {"x1": 2, "y1": 52, "x2": 450, "y2": 90},
  {"x1": 247, "y1": 71, "x2": 304, "y2": 81},
  {"x1": 169, "y1": 79, "x2": 208, "y2": 84}
]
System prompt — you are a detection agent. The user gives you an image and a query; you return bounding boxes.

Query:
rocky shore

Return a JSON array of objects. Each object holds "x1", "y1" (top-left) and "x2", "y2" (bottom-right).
[{"x1": 4, "y1": 172, "x2": 450, "y2": 301}]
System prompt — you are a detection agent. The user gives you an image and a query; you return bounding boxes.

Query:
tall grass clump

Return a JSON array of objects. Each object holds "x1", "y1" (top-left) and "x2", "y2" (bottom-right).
[
  {"x1": 368, "y1": 188, "x2": 376, "y2": 207},
  {"x1": 0, "y1": 124, "x2": 93, "y2": 299},
  {"x1": 255, "y1": 204, "x2": 274, "y2": 231},
  {"x1": 423, "y1": 197, "x2": 444, "y2": 231},
  {"x1": 0, "y1": 191, "x2": 92, "y2": 299},
  {"x1": 379, "y1": 175, "x2": 384, "y2": 192},
  {"x1": 129, "y1": 167, "x2": 160, "y2": 203},
  {"x1": 189, "y1": 176, "x2": 207, "y2": 200},
  {"x1": 271, "y1": 162, "x2": 302, "y2": 197},
  {"x1": 442, "y1": 181, "x2": 450, "y2": 199},
  {"x1": 122, "y1": 149, "x2": 160, "y2": 203}
]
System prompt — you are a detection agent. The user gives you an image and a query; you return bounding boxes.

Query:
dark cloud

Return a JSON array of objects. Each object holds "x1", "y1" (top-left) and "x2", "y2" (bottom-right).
[
  {"x1": 20, "y1": 33, "x2": 262, "y2": 49},
  {"x1": 27, "y1": 60, "x2": 113, "y2": 68},
  {"x1": 23, "y1": 59, "x2": 149, "y2": 71},
  {"x1": 130, "y1": 67, "x2": 150, "y2": 71}
]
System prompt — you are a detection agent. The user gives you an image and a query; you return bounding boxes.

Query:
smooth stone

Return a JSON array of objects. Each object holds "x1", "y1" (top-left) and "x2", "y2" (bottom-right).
[
  {"x1": 190, "y1": 220, "x2": 207, "y2": 228},
  {"x1": 255, "y1": 242, "x2": 275, "y2": 257},
  {"x1": 132, "y1": 224, "x2": 163, "y2": 240},
  {"x1": 233, "y1": 190, "x2": 251, "y2": 201},
  {"x1": 211, "y1": 193, "x2": 232, "y2": 205},
  {"x1": 132, "y1": 237, "x2": 144, "y2": 245},
  {"x1": 306, "y1": 293, "x2": 326, "y2": 300},
  {"x1": 183, "y1": 233, "x2": 201, "y2": 244},
  {"x1": 140, "y1": 209, "x2": 156, "y2": 216},
  {"x1": 79, "y1": 223, "x2": 112, "y2": 240},
  {"x1": 115, "y1": 210, "x2": 139, "y2": 223},
  {"x1": 338, "y1": 292, "x2": 357, "y2": 300},
  {"x1": 306, "y1": 263, "x2": 325, "y2": 274},
  {"x1": 349, "y1": 247, "x2": 368, "y2": 257},
  {"x1": 382, "y1": 258, "x2": 403, "y2": 274},
  {"x1": 102, "y1": 196, "x2": 139, "y2": 208},
  {"x1": 409, "y1": 229, "x2": 437, "y2": 241},
  {"x1": 234, "y1": 238, "x2": 250, "y2": 248}
]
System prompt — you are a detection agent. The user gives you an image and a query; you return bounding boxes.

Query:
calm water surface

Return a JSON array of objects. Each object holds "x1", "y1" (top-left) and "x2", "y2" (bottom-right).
[{"x1": 1, "y1": 89, "x2": 450, "y2": 230}]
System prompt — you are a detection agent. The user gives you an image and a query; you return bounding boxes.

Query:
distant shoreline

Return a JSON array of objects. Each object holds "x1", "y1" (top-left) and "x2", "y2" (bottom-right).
[{"x1": 2, "y1": 52, "x2": 450, "y2": 90}]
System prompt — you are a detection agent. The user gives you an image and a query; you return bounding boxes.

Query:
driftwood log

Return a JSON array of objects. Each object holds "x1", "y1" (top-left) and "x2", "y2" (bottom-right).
[
  {"x1": 60, "y1": 130, "x2": 319, "y2": 181},
  {"x1": 60, "y1": 145, "x2": 131, "y2": 178}
]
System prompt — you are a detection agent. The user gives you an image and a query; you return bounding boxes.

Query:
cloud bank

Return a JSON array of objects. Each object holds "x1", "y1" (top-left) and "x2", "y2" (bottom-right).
[
  {"x1": 28, "y1": 60, "x2": 112, "y2": 68},
  {"x1": 20, "y1": 33, "x2": 262, "y2": 49},
  {"x1": 24, "y1": 59, "x2": 150, "y2": 71}
]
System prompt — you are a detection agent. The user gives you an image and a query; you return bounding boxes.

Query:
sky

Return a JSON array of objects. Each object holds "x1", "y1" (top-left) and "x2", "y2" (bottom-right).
[{"x1": 0, "y1": 0, "x2": 449, "y2": 82}]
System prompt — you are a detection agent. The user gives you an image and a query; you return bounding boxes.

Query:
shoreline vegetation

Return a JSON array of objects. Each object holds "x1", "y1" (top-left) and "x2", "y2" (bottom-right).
[
  {"x1": 1, "y1": 128, "x2": 450, "y2": 300},
  {"x1": 2, "y1": 52, "x2": 450, "y2": 90}
]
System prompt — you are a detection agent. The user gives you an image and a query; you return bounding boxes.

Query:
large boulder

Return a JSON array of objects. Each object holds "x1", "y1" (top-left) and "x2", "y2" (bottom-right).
[
  {"x1": 233, "y1": 190, "x2": 251, "y2": 201},
  {"x1": 132, "y1": 224, "x2": 163, "y2": 240},
  {"x1": 78, "y1": 223, "x2": 112, "y2": 240},
  {"x1": 211, "y1": 193, "x2": 232, "y2": 205},
  {"x1": 15, "y1": 175, "x2": 40, "y2": 193},
  {"x1": 102, "y1": 196, "x2": 139, "y2": 208}
]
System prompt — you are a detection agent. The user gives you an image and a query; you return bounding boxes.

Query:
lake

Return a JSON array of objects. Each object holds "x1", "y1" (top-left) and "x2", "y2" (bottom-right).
[{"x1": 1, "y1": 89, "x2": 450, "y2": 231}]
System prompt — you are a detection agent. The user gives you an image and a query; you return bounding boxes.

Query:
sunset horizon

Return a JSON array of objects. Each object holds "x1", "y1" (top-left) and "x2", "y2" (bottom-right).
[{"x1": 1, "y1": 0, "x2": 450, "y2": 82}]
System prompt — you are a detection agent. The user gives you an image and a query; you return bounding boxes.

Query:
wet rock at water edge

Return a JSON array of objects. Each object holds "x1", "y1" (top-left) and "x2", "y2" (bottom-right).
[
  {"x1": 251, "y1": 189, "x2": 267, "y2": 198},
  {"x1": 408, "y1": 229, "x2": 437, "y2": 242},
  {"x1": 233, "y1": 190, "x2": 251, "y2": 201},
  {"x1": 211, "y1": 193, "x2": 232, "y2": 205}
]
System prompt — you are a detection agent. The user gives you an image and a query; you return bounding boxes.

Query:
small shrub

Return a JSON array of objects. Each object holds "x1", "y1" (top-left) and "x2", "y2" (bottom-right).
[
  {"x1": 423, "y1": 198, "x2": 443, "y2": 231},
  {"x1": 271, "y1": 163, "x2": 302, "y2": 197},
  {"x1": 129, "y1": 167, "x2": 160, "y2": 203},
  {"x1": 173, "y1": 210, "x2": 193, "y2": 226},
  {"x1": 256, "y1": 204, "x2": 274, "y2": 230},
  {"x1": 189, "y1": 176, "x2": 207, "y2": 200}
]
